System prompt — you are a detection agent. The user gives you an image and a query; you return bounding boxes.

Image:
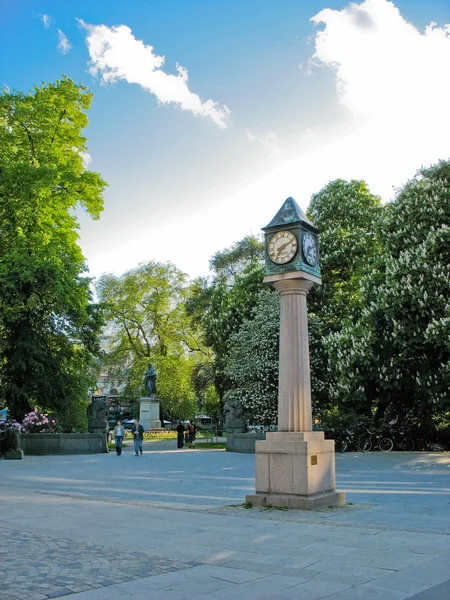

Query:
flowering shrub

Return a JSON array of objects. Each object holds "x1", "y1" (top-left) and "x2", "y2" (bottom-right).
[
  {"x1": 0, "y1": 412, "x2": 58, "y2": 434},
  {"x1": 0, "y1": 418, "x2": 22, "y2": 454},
  {"x1": 21, "y1": 412, "x2": 58, "y2": 433},
  {"x1": 0, "y1": 418, "x2": 21, "y2": 433},
  {"x1": 142, "y1": 431, "x2": 177, "y2": 440},
  {"x1": 226, "y1": 288, "x2": 279, "y2": 425}
]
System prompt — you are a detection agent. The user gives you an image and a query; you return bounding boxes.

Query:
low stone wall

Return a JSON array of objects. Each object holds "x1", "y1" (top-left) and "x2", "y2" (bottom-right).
[
  {"x1": 20, "y1": 433, "x2": 107, "y2": 455},
  {"x1": 226, "y1": 432, "x2": 266, "y2": 453}
]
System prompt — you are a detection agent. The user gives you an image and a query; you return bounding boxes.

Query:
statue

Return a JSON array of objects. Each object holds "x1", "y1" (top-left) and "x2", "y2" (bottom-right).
[
  {"x1": 223, "y1": 396, "x2": 246, "y2": 435},
  {"x1": 144, "y1": 363, "x2": 157, "y2": 396},
  {"x1": 86, "y1": 397, "x2": 109, "y2": 432},
  {"x1": 7, "y1": 427, "x2": 21, "y2": 451},
  {"x1": 1, "y1": 427, "x2": 23, "y2": 459},
  {"x1": 224, "y1": 397, "x2": 244, "y2": 422}
]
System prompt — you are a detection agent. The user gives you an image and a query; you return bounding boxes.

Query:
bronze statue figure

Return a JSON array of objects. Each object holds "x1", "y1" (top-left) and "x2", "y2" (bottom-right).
[{"x1": 144, "y1": 363, "x2": 157, "y2": 396}]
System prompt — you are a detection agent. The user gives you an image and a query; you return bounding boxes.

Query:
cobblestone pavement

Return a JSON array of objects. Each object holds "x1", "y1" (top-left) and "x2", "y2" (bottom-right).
[{"x1": 0, "y1": 528, "x2": 194, "y2": 600}]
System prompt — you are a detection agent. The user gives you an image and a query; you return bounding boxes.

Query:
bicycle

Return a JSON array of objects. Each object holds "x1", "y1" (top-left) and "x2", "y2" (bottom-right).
[
  {"x1": 357, "y1": 429, "x2": 394, "y2": 452},
  {"x1": 338, "y1": 429, "x2": 357, "y2": 453},
  {"x1": 394, "y1": 431, "x2": 415, "y2": 451},
  {"x1": 416, "y1": 439, "x2": 446, "y2": 452}
]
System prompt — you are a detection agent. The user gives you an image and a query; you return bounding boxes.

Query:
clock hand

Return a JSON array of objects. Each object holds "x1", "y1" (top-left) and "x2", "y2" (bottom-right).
[{"x1": 276, "y1": 242, "x2": 289, "y2": 258}]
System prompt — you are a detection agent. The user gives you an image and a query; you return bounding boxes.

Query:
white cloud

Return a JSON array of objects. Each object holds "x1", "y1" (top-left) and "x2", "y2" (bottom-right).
[
  {"x1": 306, "y1": 0, "x2": 450, "y2": 194},
  {"x1": 57, "y1": 29, "x2": 72, "y2": 54},
  {"x1": 80, "y1": 151, "x2": 92, "y2": 168},
  {"x1": 42, "y1": 14, "x2": 54, "y2": 28},
  {"x1": 72, "y1": 147, "x2": 92, "y2": 168},
  {"x1": 79, "y1": 1, "x2": 450, "y2": 281},
  {"x1": 80, "y1": 21, "x2": 230, "y2": 128},
  {"x1": 246, "y1": 129, "x2": 282, "y2": 153}
]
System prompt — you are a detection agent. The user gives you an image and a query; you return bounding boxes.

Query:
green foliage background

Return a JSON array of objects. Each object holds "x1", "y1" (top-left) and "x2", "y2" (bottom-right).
[
  {"x1": 1, "y1": 77, "x2": 448, "y2": 438},
  {"x1": 0, "y1": 77, "x2": 106, "y2": 426}
]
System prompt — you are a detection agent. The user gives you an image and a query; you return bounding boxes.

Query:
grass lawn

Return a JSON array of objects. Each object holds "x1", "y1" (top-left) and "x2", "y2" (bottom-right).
[
  {"x1": 195, "y1": 442, "x2": 226, "y2": 450},
  {"x1": 108, "y1": 431, "x2": 225, "y2": 448}
]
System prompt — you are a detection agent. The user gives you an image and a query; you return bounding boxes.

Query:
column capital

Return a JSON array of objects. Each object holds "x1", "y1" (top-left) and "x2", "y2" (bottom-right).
[{"x1": 272, "y1": 278, "x2": 314, "y2": 294}]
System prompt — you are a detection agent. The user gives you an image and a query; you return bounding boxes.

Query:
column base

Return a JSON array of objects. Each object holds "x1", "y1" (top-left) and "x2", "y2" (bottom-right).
[
  {"x1": 245, "y1": 490, "x2": 345, "y2": 510},
  {"x1": 250, "y1": 431, "x2": 345, "y2": 509}
]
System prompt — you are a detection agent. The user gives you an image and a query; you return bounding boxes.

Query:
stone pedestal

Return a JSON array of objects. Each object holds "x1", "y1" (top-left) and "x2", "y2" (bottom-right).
[
  {"x1": 226, "y1": 418, "x2": 247, "y2": 434},
  {"x1": 4, "y1": 448, "x2": 24, "y2": 460},
  {"x1": 139, "y1": 397, "x2": 161, "y2": 431},
  {"x1": 87, "y1": 420, "x2": 109, "y2": 453},
  {"x1": 246, "y1": 432, "x2": 345, "y2": 509}
]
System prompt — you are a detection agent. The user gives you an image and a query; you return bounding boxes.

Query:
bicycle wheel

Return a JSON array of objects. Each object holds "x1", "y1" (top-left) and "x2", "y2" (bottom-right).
[
  {"x1": 380, "y1": 437, "x2": 394, "y2": 452},
  {"x1": 357, "y1": 435, "x2": 372, "y2": 452},
  {"x1": 417, "y1": 439, "x2": 427, "y2": 451},
  {"x1": 400, "y1": 437, "x2": 414, "y2": 452},
  {"x1": 340, "y1": 440, "x2": 348, "y2": 453}
]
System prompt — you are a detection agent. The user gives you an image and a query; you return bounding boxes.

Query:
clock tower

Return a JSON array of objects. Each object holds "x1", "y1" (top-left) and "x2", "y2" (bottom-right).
[
  {"x1": 263, "y1": 196, "x2": 321, "y2": 284},
  {"x1": 246, "y1": 197, "x2": 344, "y2": 510}
]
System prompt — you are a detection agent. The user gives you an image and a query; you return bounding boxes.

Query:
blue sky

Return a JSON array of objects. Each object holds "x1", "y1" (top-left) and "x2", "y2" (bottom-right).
[{"x1": 1, "y1": 0, "x2": 449, "y2": 280}]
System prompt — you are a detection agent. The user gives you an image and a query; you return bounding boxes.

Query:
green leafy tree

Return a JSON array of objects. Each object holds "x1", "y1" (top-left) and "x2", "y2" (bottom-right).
[
  {"x1": 225, "y1": 289, "x2": 279, "y2": 424},
  {"x1": 96, "y1": 261, "x2": 202, "y2": 419},
  {"x1": 306, "y1": 180, "x2": 382, "y2": 417},
  {"x1": 187, "y1": 235, "x2": 265, "y2": 404},
  {"x1": 0, "y1": 77, "x2": 106, "y2": 421},
  {"x1": 327, "y1": 161, "x2": 450, "y2": 429}
]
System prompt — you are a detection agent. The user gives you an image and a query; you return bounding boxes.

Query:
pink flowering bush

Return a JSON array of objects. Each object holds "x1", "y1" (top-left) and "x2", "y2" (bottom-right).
[
  {"x1": 21, "y1": 411, "x2": 58, "y2": 433},
  {"x1": 0, "y1": 418, "x2": 22, "y2": 454},
  {"x1": 0, "y1": 418, "x2": 22, "y2": 432}
]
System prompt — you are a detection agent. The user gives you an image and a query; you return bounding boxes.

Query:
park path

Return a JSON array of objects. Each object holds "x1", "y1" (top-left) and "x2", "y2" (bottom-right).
[{"x1": 1, "y1": 449, "x2": 449, "y2": 599}]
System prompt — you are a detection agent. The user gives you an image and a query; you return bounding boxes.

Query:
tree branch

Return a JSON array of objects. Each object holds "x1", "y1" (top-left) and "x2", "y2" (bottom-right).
[
  {"x1": 122, "y1": 318, "x2": 143, "y2": 358},
  {"x1": 17, "y1": 119, "x2": 36, "y2": 163},
  {"x1": 51, "y1": 109, "x2": 67, "y2": 144}
]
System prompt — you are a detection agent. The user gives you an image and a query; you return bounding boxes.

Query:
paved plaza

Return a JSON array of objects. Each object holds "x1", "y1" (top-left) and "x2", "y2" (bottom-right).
[{"x1": 1, "y1": 441, "x2": 449, "y2": 599}]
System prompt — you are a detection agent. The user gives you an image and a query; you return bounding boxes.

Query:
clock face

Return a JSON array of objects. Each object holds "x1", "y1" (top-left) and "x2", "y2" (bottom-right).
[
  {"x1": 302, "y1": 232, "x2": 318, "y2": 266},
  {"x1": 268, "y1": 231, "x2": 298, "y2": 264}
]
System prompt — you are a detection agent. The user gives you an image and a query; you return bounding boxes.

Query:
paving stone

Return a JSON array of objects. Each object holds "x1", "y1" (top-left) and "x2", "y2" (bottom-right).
[
  {"x1": 1, "y1": 447, "x2": 449, "y2": 600},
  {"x1": 0, "y1": 528, "x2": 193, "y2": 599}
]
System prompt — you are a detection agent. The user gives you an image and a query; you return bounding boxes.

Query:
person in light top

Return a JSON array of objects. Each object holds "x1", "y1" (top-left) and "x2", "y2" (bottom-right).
[{"x1": 113, "y1": 420, "x2": 125, "y2": 456}]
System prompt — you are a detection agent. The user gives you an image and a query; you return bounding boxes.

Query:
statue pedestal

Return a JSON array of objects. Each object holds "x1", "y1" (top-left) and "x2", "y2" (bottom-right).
[
  {"x1": 4, "y1": 448, "x2": 24, "y2": 460},
  {"x1": 246, "y1": 432, "x2": 345, "y2": 509},
  {"x1": 87, "y1": 423, "x2": 109, "y2": 453},
  {"x1": 226, "y1": 418, "x2": 247, "y2": 434},
  {"x1": 139, "y1": 397, "x2": 161, "y2": 431}
]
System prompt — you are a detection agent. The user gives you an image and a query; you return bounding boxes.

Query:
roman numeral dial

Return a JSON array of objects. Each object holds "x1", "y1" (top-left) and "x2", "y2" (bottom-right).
[{"x1": 268, "y1": 231, "x2": 297, "y2": 264}]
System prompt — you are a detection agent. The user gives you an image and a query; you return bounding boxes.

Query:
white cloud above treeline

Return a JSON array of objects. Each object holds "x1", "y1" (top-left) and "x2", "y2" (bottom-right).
[
  {"x1": 80, "y1": 21, "x2": 230, "y2": 128},
  {"x1": 57, "y1": 30, "x2": 72, "y2": 54},
  {"x1": 306, "y1": 0, "x2": 450, "y2": 194},
  {"x1": 202, "y1": 0, "x2": 450, "y2": 275}
]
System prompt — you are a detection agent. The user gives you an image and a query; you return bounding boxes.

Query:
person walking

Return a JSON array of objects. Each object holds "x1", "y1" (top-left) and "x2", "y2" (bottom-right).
[
  {"x1": 131, "y1": 419, "x2": 144, "y2": 456},
  {"x1": 187, "y1": 420, "x2": 196, "y2": 449},
  {"x1": 113, "y1": 420, "x2": 125, "y2": 456},
  {"x1": 176, "y1": 421, "x2": 185, "y2": 448}
]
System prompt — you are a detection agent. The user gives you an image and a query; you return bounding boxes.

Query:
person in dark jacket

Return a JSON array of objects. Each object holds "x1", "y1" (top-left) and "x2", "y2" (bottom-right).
[
  {"x1": 176, "y1": 421, "x2": 185, "y2": 449},
  {"x1": 131, "y1": 419, "x2": 144, "y2": 456},
  {"x1": 187, "y1": 421, "x2": 196, "y2": 449}
]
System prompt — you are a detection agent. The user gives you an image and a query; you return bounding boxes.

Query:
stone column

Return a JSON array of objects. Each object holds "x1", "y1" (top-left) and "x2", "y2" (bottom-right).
[
  {"x1": 245, "y1": 274, "x2": 345, "y2": 510},
  {"x1": 274, "y1": 278, "x2": 314, "y2": 432}
]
